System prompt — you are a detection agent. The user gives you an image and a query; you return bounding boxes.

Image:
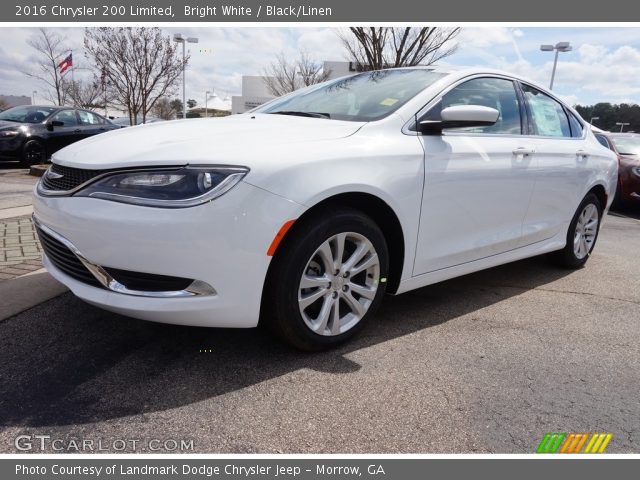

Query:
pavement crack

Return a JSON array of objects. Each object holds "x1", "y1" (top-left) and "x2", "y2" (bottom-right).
[{"x1": 479, "y1": 283, "x2": 640, "y2": 306}]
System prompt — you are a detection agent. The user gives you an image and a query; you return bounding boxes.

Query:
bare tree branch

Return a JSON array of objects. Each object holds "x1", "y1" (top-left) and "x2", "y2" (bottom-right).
[
  {"x1": 23, "y1": 28, "x2": 69, "y2": 106},
  {"x1": 338, "y1": 27, "x2": 461, "y2": 71},
  {"x1": 84, "y1": 27, "x2": 186, "y2": 124},
  {"x1": 263, "y1": 52, "x2": 331, "y2": 97},
  {"x1": 63, "y1": 75, "x2": 114, "y2": 110}
]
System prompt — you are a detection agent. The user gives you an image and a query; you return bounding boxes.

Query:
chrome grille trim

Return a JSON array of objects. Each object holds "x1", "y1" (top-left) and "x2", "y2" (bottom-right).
[{"x1": 33, "y1": 215, "x2": 216, "y2": 298}]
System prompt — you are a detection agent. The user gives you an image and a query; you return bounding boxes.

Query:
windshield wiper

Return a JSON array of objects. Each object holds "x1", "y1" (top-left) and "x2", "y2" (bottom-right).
[{"x1": 270, "y1": 111, "x2": 331, "y2": 119}]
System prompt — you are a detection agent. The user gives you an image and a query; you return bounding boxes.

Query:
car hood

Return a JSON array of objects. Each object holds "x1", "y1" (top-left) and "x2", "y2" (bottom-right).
[
  {"x1": 52, "y1": 114, "x2": 366, "y2": 169},
  {"x1": 0, "y1": 120, "x2": 27, "y2": 130}
]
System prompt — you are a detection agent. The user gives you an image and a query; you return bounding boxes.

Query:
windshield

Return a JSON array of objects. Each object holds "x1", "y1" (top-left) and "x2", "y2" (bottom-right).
[
  {"x1": 611, "y1": 136, "x2": 640, "y2": 155},
  {"x1": 257, "y1": 69, "x2": 446, "y2": 122},
  {"x1": 0, "y1": 105, "x2": 56, "y2": 123}
]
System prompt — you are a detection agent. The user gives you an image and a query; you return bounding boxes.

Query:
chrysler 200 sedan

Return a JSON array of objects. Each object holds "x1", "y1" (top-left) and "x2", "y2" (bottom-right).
[{"x1": 33, "y1": 67, "x2": 618, "y2": 350}]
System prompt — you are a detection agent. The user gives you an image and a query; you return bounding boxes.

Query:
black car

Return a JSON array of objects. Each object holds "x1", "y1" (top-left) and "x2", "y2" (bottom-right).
[{"x1": 0, "y1": 105, "x2": 118, "y2": 167}]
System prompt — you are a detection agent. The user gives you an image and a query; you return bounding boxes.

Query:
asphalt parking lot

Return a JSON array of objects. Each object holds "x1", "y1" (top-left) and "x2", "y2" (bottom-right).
[{"x1": 0, "y1": 202, "x2": 638, "y2": 453}]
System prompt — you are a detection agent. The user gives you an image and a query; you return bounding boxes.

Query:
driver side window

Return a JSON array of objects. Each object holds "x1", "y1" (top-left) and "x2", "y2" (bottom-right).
[
  {"x1": 51, "y1": 110, "x2": 78, "y2": 126},
  {"x1": 421, "y1": 77, "x2": 523, "y2": 135}
]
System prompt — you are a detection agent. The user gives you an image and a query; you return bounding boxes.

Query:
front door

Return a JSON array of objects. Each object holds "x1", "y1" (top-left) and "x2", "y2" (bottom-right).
[{"x1": 413, "y1": 76, "x2": 537, "y2": 275}]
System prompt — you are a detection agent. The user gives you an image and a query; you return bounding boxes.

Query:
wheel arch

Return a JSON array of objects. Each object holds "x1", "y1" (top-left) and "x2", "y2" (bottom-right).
[
  {"x1": 586, "y1": 183, "x2": 607, "y2": 211},
  {"x1": 267, "y1": 191, "x2": 406, "y2": 295}
]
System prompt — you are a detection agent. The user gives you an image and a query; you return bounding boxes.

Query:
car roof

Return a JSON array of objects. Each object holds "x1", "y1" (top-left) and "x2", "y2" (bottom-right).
[{"x1": 359, "y1": 66, "x2": 566, "y2": 107}]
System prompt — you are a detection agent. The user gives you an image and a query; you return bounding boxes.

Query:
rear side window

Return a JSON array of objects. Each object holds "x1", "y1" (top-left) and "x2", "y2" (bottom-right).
[
  {"x1": 522, "y1": 84, "x2": 571, "y2": 137},
  {"x1": 436, "y1": 77, "x2": 522, "y2": 135},
  {"x1": 595, "y1": 134, "x2": 612, "y2": 150},
  {"x1": 78, "y1": 111, "x2": 104, "y2": 125}
]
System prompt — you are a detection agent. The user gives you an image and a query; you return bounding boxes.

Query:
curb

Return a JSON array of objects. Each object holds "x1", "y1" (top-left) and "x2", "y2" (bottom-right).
[
  {"x1": 29, "y1": 164, "x2": 48, "y2": 177},
  {"x1": 0, "y1": 268, "x2": 68, "y2": 322}
]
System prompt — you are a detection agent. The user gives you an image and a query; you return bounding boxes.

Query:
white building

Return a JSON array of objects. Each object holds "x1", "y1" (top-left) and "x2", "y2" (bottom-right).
[{"x1": 231, "y1": 61, "x2": 355, "y2": 115}]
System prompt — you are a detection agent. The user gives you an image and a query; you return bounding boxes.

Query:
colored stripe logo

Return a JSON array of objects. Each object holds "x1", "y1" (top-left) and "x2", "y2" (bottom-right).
[{"x1": 537, "y1": 433, "x2": 612, "y2": 453}]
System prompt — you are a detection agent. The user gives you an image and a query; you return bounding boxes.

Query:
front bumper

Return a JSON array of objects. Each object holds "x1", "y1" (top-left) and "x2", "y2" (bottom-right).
[
  {"x1": 618, "y1": 159, "x2": 640, "y2": 202},
  {"x1": 33, "y1": 181, "x2": 303, "y2": 328}
]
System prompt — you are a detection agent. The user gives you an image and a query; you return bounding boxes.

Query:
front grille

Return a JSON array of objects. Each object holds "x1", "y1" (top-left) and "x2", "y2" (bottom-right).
[
  {"x1": 35, "y1": 225, "x2": 103, "y2": 288},
  {"x1": 41, "y1": 164, "x2": 109, "y2": 192}
]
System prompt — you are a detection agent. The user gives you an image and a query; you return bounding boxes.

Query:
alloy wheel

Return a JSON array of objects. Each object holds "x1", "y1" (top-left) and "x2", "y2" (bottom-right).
[
  {"x1": 298, "y1": 232, "x2": 380, "y2": 336},
  {"x1": 25, "y1": 142, "x2": 45, "y2": 165},
  {"x1": 573, "y1": 203, "x2": 599, "y2": 260}
]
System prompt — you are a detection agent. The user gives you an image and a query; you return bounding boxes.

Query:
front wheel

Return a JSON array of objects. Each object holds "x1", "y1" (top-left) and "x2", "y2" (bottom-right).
[
  {"x1": 264, "y1": 208, "x2": 389, "y2": 351},
  {"x1": 20, "y1": 139, "x2": 47, "y2": 167},
  {"x1": 550, "y1": 193, "x2": 602, "y2": 269}
]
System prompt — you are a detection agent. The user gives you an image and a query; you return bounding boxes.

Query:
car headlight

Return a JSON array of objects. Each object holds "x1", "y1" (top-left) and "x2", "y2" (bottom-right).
[
  {"x1": 0, "y1": 130, "x2": 19, "y2": 138},
  {"x1": 75, "y1": 166, "x2": 249, "y2": 208}
]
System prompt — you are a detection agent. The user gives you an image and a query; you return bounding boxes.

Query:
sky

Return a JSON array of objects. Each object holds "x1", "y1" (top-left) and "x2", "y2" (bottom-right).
[{"x1": 1, "y1": 26, "x2": 639, "y2": 108}]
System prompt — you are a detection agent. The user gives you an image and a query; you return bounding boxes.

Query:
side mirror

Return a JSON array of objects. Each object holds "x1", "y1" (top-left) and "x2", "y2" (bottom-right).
[
  {"x1": 419, "y1": 105, "x2": 499, "y2": 134},
  {"x1": 46, "y1": 120, "x2": 65, "y2": 131}
]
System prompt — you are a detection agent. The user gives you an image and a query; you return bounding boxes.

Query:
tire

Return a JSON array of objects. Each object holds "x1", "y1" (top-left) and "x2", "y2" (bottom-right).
[
  {"x1": 550, "y1": 193, "x2": 602, "y2": 269},
  {"x1": 20, "y1": 139, "x2": 47, "y2": 167},
  {"x1": 264, "y1": 208, "x2": 389, "y2": 351}
]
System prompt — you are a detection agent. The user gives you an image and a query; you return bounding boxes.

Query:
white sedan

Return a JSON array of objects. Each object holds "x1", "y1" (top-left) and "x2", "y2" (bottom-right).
[{"x1": 33, "y1": 67, "x2": 617, "y2": 350}]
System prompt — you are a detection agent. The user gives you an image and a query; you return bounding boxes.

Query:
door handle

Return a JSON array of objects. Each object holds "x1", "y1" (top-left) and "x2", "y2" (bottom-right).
[
  {"x1": 513, "y1": 147, "x2": 535, "y2": 156},
  {"x1": 576, "y1": 149, "x2": 590, "y2": 159}
]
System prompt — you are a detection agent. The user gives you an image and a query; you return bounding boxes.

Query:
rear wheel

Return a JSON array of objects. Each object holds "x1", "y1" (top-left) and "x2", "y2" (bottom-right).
[
  {"x1": 21, "y1": 139, "x2": 47, "y2": 167},
  {"x1": 264, "y1": 208, "x2": 389, "y2": 351},
  {"x1": 550, "y1": 193, "x2": 602, "y2": 269}
]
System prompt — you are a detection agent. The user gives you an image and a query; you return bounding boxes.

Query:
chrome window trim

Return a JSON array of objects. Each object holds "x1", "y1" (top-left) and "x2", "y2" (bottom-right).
[{"x1": 33, "y1": 215, "x2": 216, "y2": 298}]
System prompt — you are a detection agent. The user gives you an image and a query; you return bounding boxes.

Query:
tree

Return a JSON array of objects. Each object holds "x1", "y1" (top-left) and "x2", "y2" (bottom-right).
[
  {"x1": 84, "y1": 27, "x2": 186, "y2": 125},
  {"x1": 169, "y1": 99, "x2": 183, "y2": 118},
  {"x1": 339, "y1": 27, "x2": 460, "y2": 71},
  {"x1": 152, "y1": 97, "x2": 180, "y2": 120},
  {"x1": 575, "y1": 103, "x2": 640, "y2": 132},
  {"x1": 263, "y1": 52, "x2": 332, "y2": 97},
  {"x1": 0, "y1": 98, "x2": 9, "y2": 110},
  {"x1": 24, "y1": 28, "x2": 69, "y2": 105},
  {"x1": 187, "y1": 99, "x2": 197, "y2": 109},
  {"x1": 63, "y1": 77, "x2": 111, "y2": 110}
]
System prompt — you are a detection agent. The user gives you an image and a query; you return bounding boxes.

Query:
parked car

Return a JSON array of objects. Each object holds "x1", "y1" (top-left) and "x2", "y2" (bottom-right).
[
  {"x1": 33, "y1": 67, "x2": 617, "y2": 350},
  {"x1": 593, "y1": 132, "x2": 640, "y2": 206},
  {"x1": 0, "y1": 105, "x2": 118, "y2": 166}
]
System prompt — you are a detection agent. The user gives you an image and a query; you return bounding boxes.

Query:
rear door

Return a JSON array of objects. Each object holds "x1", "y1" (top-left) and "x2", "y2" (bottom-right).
[
  {"x1": 46, "y1": 109, "x2": 81, "y2": 153},
  {"x1": 519, "y1": 84, "x2": 591, "y2": 245},
  {"x1": 413, "y1": 76, "x2": 538, "y2": 275},
  {"x1": 77, "y1": 110, "x2": 110, "y2": 139}
]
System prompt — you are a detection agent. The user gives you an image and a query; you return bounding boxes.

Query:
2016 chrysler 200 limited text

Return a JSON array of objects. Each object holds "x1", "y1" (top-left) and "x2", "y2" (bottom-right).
[{"x1": 33, "y1": 67, "x2": 617, "y2": 350}]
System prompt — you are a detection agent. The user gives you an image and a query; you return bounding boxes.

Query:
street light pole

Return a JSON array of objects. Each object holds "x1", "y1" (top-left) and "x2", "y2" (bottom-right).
[
  {"x1": 590, "y1": 116, "x2": 600, "y2": 125},
  {"x1": 540, "y1": 42, "x2": 572, "y2": 90},
  {"x1": 205, "y1": 90, "x2": 211, "y2": 117},
  {"x1": 173, "y1": 33, "x2": 199, "y2": 120},
  {"x1": 616, "y1": 122, "x2": 630, "y2": 132},
  {"x1": 31, "y1": 90, "x2": 37, "y2": 105}
]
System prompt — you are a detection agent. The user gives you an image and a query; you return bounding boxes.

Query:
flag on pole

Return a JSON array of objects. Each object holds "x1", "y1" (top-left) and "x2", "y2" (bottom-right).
[{"x1": 58, "y1": 53, "x2": 73, "y2": 75}]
